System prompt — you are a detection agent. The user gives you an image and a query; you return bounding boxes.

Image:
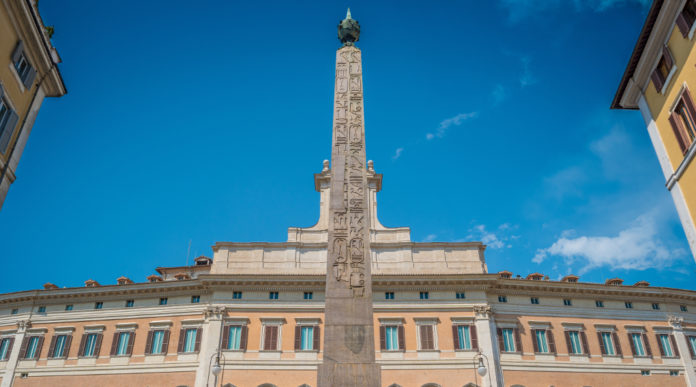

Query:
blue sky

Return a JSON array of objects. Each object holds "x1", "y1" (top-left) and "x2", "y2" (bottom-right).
[{"x1": 1, "y1": 0, "x2": 694, "y2": 293}]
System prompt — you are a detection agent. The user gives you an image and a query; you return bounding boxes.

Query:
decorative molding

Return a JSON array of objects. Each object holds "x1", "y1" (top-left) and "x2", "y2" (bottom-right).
[
  {"x1": 473, "y1": 305, "x2": 492, "y2": 319},
  {"x1": 260, "y1": 318, "x2": 286, "y2": 325},
  {"x1": 668, "y1": 315, "x2": 684, "y2": 330},
  {"x1": 148, "y1": 320, "x2": 173, "y2": 328},
  {"x1": 115, "y1": 323, "x2": 138, "y2": 331},
  {"x1": 413, "y1": 317, "x2": 439, "y2": 325},
  {"x1": 561, "y1": 322, "x2": 585, "y2": 330},
  {"x1": 378, "y1": 317, "x2": 405, "y2": 325},
  {"x1": 294, "y1": 317, "x2": 322, "y2": 325}
]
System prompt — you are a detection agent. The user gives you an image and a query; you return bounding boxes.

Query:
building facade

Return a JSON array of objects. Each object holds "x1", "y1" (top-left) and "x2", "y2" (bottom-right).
[
  {"x1": 613, "y1": 0, "x2": 696, "y2": 260},
  {"x1": 0, "y1": 0, "x2": 66, "y2": 209}
]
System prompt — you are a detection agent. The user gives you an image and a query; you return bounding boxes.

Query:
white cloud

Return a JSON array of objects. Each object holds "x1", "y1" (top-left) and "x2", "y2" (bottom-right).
[
  {"x1": 492, "y1": 84, "x2": 507, "y2": 105},
  {"x1": 423, "y1": 234, "x2": 437, "y2": 242},
  {"x1": 543, "y1": 165, "x2": 587, "y2": 200},
  {"x1": 532, "y1": 212, "x2": 677, "y2": 273},
  {"x1": 469, "y1": 224, "x2": 516, "y2": 249},
  {"x1": 427, "y1": 112, "x2": 478, "y2": 140},
  {"x1": 499, "y1": 0, "x2": 650, "y2": 22},
  {"x1": 392, "y1": 147, "x2": 404, "y2": 160}
]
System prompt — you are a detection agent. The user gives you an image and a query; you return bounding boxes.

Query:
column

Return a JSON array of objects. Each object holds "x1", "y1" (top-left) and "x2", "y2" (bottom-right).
[
  {"x1": 1, "y1": 320, "x2": 30, "y2": 387},
  {"x1": 194, "y1": 306, "x2": 225, "y2": 387},
  {"x1": 474, "y1": 306, "x2": 503, "y2": 387},
  {"x1": 669, "y1": 316, "x2": 696, "y2": 387}
]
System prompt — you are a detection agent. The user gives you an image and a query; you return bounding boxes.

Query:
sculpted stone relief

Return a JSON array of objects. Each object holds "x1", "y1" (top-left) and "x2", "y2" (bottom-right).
[{"x1": 330, "y1": 46, "x2": 367, "y2": 297}]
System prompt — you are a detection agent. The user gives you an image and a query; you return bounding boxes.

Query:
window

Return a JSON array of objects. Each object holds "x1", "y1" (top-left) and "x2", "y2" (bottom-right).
[
  {"x1": 159, "y1": 298, "x2": 168, "y2": 305},
  {"x1": 455, "y1": 292, "x2": 465, "y2": 299},
  {"x1": 418, "y1": 325, "x2": 435, "y2": 350},
  {"x1": 38, "y1": 306, "x2": 46, "y2": 313},
  {"x1": 625, "y1": 302, "x2": 633, "y2": 309},
  {"x1": 0, "y1": 93, "x2": 18, "y2": 154},
  {"x1": 680, "y1": 305, "x2": 688, "y2": 312},
  {"x1": 567, "y1": 331, "x2": 584, "y2": 355},
  {"x1": 147, "y1": 330, "x2": 168, "y2": 355},
  {"x1": 677, "y1": 0, "x2": 696, "y2": 37},
  {"x1": 454, "y1": 325, "x2": 475, "y2": 350},
  {"x1": 11, "y1": 309, "x2": 18, "y2": 315},
  {"x1": 225, "y1": 325, "x2": 247, "y2": 351},
  {"x1": 303, "y1": 292, "x2": 313, "y2": 300},
  {"x1": 533, "y1": 330, "x2": 549, "y2": 353},
  {"x1": 81, "y1": 333, "x2": 100, "y2": 357},
  {"x1": 269, "y1": 292, "x2": 279, "y2": 300},
  {"x1": 182, "y1": 329, "x2": 198, "y2": 353},
  {"x1": 11, "y1": 41, "x2": 36, "y2": 88},
  {"x1": 501, "y1": 328, "x2": 516, "y2": 352},
  {"x1": 65, "y1": 305, "x2": 73, "y2": 311},
  {"x1": 599, "y1": 332, "x2": 616, "y2": 356},
  {"x1": 498, "y1": 295, "x2": 507, "y2": 303},
  {"x1": 385, "y1": 292, "x2": 394, "y2": 300},
  {"x1": 419, "y1": 292, "x2": 429, "y2": 300},
  {"x1": 630, "y1": 333, "x2": 648, "y2": 357},
  {"x1": 50, "y1": 334, "x2": 70, "y2": 358},
  {"x1": 125, "y1": 300, "x2": 134, "y2": 308},
  {"x1": 641, "y1": 370, "x2": 651, "y2": 376},
  {"x1": 530, "y1": 297, "x2": 539, "y2": 305},
  {"x1": 670, "y1": 89, "x2": 696, "y2": 154},
  {"x1": 563, "y1": 299, "x2": 572, "y2": 306},
  {"x1": 651, "y1": 303, "x2": 660, "y2": 310},
  {"x1": 595, "y1": 300, "x2": 604, "y2": 308},
  {"x1": 191, "y1": 295, "x2": 200, "y2": 304},
  {"x1": 689, "y1": 336, "x2": 696, "y2": 356},
  {"x1": 114, "y1": 332, "x2": 131, "y2": 356},
  {"x1": 0, "y1": 337, "x2": 13, "y2": 360},
  {"x1": 232, "y1": 291, "x2": 243, "y2": 299},
  {"x1": 651, "y1": 46, "x2": 675, "y2": 92},
  {"x1": 383, "y1": 326, "x2": 401, "y2": 351},
  {"x1": 671, "y1": 370, "x2": 680, "y2": 376},
  {"x1": 23, "y1": 336, "x2": 42, "y2": 359},
  {"x1": 295, "y1": 326, "x2": 317, "y2": 351},
  {"x1": 262, "y1": 325, "x2": 279, "y2": 351},
  {"x1": 657, "y1": 334, "x2": 676, "y2": 357},
  {"x1": 94, "y1": 302, "x2": 103, "y2": 310}
]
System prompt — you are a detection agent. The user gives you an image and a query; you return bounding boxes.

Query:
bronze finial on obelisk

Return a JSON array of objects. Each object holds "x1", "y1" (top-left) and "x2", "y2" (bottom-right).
[{"x1": 317, "y1": 9, "x2": 381, "y2": 387}]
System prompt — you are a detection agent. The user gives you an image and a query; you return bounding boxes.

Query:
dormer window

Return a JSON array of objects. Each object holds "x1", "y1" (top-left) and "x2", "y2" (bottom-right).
[
  {"x1": 605, "y1": 278, "x2": 623, "y2": 286},
  {"x1": 561, "y1": 275, "x2": 579, "y2": 283},
  {"x1": 526, "y1": 273, "x2": 544, "y2": 281},
  {"x1": 174, "y1": 273, "x2": 190, "y2": 281},
  {"x1": 498, "y1": 271, "x2": 512, "y2": 279},
  {"x1": 193, "y1": 256, "x2": 212, "y2": 266},
  {"x1": 147, "y1": 275, "x2": 162, "y2": 283}
]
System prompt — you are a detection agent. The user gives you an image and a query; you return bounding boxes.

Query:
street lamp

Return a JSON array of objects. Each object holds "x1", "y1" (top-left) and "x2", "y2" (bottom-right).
[
  {"x1": 472, "y1": 352, "x2": 491, "y2": 386},
  {"x1": 476, "y1": 357, "x2": 487, "y2": 377}
]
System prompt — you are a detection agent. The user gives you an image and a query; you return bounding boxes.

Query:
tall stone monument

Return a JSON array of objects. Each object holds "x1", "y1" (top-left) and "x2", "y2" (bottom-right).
[{"x1": 317, "y1": 9, "x2": 381, "y2": 387}]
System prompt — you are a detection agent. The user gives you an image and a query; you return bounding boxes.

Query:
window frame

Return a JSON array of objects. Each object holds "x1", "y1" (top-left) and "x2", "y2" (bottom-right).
[
  {"x1": 668, "y1": 85, "x2": 696, "y2": 156},
  {"x1": 223, "y1": 323, "x2": 248, "y2": 352},
  {"x1": 385, "y1": 292, "x2": 395, "y2": 300},
  {"x1": 261, "y1": 323, "x2": 281, "y2": 351},
  {"x1": 651, "y1": 45, "x2": 676, "y2": 94},
  {"x1": 0, "y1": 336, "x2": 14, "y2": 361},
  {"x1": 379, "y1": 319, "x2": 405, "y2": 352},
  {"x1": 79, "y1": 332, "x2": 102, "y2": 358},
  {"x1": 452, "y1": 324, "x2": 476, "y2": 351}
]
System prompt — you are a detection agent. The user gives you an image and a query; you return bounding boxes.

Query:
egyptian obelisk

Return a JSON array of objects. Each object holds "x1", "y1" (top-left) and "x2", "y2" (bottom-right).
[{"x1": 317, "y1": 9, "x2": 381, "y2": 387}]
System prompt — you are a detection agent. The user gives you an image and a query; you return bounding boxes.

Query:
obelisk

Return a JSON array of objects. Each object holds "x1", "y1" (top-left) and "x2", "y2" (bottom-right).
[{"x1": 317, "y1": 9, "x2": 381, "y2": 387}]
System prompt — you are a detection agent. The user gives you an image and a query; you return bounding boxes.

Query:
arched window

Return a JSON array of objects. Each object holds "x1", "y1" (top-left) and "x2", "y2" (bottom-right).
[
  {"x1": 222, "y1": 384, "x2": 237, "y2": 387},
  {"x1": 387, "y1": 384, "x2": 403, "y2": 387},
  {"x1": 258, "y1": 384, "x2": 278, "y2": 387},
  {"x1": 298, "y1": 385, "x2": 312, "y2": 387},
  {"x1": 421, "y1": 384, "x2": 442, "y2": 387},
  {"x1": 463, "y1": 383, "x2": 480, "y2": 387},
  {"x1": 510, "y1": 385, "x2": 527, "y2": 387}
]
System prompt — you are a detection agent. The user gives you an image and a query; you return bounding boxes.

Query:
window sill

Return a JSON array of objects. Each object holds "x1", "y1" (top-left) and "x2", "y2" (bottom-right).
[
  {"x1": 7, "y1": 64, "x2": 26, "y2": 93},
  {"x1": 295, "y1": 349, "x2": 319, "y2": 353},
  {"x1": 222, "y1": 349, "x2": 246, "y2": 352},
  {"x1": 417, "y1": 349, "x2": 440, "y2": 352},
  {"x1": 454, "y1": 349, "x2": 477, "y2": 352},
  {"x1": 534, "y1": 352, "x2": 556, "y2": 355}
]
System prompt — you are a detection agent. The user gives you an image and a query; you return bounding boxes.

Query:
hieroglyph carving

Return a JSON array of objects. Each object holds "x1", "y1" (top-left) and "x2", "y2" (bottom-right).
[{"x1": 330, "y1": 46, "x2": 367, "y2": 297}]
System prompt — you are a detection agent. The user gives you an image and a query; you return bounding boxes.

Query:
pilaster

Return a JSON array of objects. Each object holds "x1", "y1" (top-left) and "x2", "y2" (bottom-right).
[
  {"x1": 0, "y1": 320, "x2": 30, "y2": 387},
  {"x1": 474, "y1": 306, "x2": 503, "y2": 387},
  {"x1": 668, "y1": 315, "x2": 696, "y2": 387},
  {"x1": 194, "y1": 306, "x2": 225, "y2": 387}
]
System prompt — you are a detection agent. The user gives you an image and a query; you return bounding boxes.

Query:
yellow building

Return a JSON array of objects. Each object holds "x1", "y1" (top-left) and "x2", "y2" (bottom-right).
[
  {"x1": 0, "y1": 0, "x2": 66, "y2": 209},
  {"x1": 613, "y1": 0, "x2": 696, "y2": 259}
]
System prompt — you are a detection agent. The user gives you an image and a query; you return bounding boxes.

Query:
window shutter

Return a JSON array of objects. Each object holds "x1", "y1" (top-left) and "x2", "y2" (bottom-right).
[
  {"x1": 126, "y1": 332, "x2": 135, "y2": 356},
  {"x1": 531, "y1": 330, "x2": 539, "y2": 353},
  {"x1": 78, "y1": 334, "x2": 87, "y2": 357},
  {"x1": 397, "y1": 325, "x2": 405, "y2": 351},
  {"x1": 612, "y1": 332, "x2": 622, "y2": 356},
  {"x1": 19, "y1": 336, "x2": 29, "y2": 359},
  {"x1": 670, "y1": 335, "x2": 680, "y2": 358},
  {"x1": 471, "y1": 325, "x2": 478, "y2": 351},
  {"x1": 652, "y1": 70, "x2": 665, "y2": 91},
  {"x1": 513, "y1": 328, "x2": 522, "y2": 353},
  {"x1": 0, "y1": 110, "x2": 19, "y2": 154},
  {"x1": 580, "y1": 331, "x2": 589, "y2": 355},
  {"x1": 313, "y1": 326, "x2": 320, "y2": 351},
  {"x1": 35, "y1": 336, "x2": 44, "y2": 359},
  {"x1": 547, "y1": 329, "x2": 556, "y2": 354},
  {"x1": 221, "y1": 326, "x2": 230, "y2": 350},
  {"x1": 63, "y1": 335, "x2": 72, "y2": 359},
  {"x1": 110, "y1": 333, "x2": 119, "y2": 356},
  {"x1": 678, "y1": 13, "x2": 690, "y2": 37},
  {"x1": 4, "y1": 338, "x2": 14, "y2": 360},
  {"x1": 496, "y1": 328, "x2": 504, "y2": 352},
  {"x1": 239, "y1": 326, "x2": 248, "y2": 351},
  {"x1": 177, "y1": 329, "x2": 186, "y2": 353},
  {"x1": 94, "y1": 333, "x2": 103, "y2": 357},
  {"x1": 161, "y1": 330, "x2": 170, "y2": 354},
  {"x1": 643, "y1": 333, "x2": 653, "y2": 357},
  {"x1": 11, "y1": 41, "x2": 23, "y2": 64},
  {"x1": 452, "y1": 326, "x2": 460, "y2": 350},
  {"x1": 47, "y1": 336, "x2": 57, "y2": 358},
  {"x1": 688, "y1": 336, "x2": 696, "y2": 358},
  {"x1": 419, "y1": 325, "x2": 428, "y2": 350},
  {"x1": 144, "y1": 331, "x2": 153, "y2": 355},
  {"x1": 263, "y1": 326, "x2": 272, "y2": 350},
  {"x1": 668, "y1": 114, "x2": 689, "y2": 154},
  {"x1": 379, "y1": 326, "x2": 386, "y2": 350},
  {"x1": 627, "y1": 333, "x2": 636, "y2": 356},
  {"x1": 686, "y1": 87, "x2": 696, "y2": 120},
  {"x1": 597, "y1": 332, "x2": 606, "y2": 355},
  {"x1": 23, "y1": 67, "x2": 36, "y2": 89},
  {"x1": 194, "y1": 328, "x2": 201, "y2": 353},
  {"x1": 294, "y1": 326, "x2": 302, "y2": 351},
  {"x1": 663, "y1": 46, "x2": 674, "y2": 70},
  {"x1": 657, "y1": 334, "x2": 666, "y2": 356},
  {"x1": 271, "y1": 326, "x2": 278, "y2": 350},
  {"x1": 564, "y1": 331, "x2": 572, "y2": 354}
]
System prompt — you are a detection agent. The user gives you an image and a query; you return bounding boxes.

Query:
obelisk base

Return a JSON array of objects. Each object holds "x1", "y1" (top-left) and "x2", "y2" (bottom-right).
[{"x1": 317, "y1": 361, "x2": 381, "y2": 387}]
